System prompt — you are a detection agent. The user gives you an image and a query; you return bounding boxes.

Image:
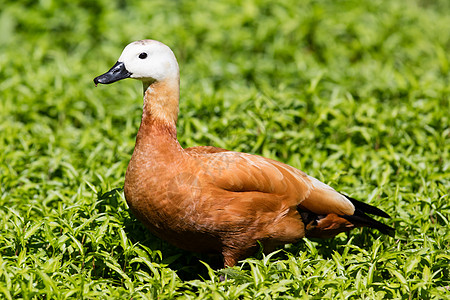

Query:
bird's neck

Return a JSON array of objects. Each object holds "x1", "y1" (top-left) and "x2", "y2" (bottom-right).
[
  {"x1": 131, "y1": 77, "x2": 183, "y2": 159},
  {"x1": 143, "y1": 77, "x2": 179, "y2": 124},
  {"x1": 138, "y1": 77, "x2": 180, "y2": 139}
]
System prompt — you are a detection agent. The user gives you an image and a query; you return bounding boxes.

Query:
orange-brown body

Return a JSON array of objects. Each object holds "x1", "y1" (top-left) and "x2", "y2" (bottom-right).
[{"x1": 95, "y1": 40, "x2": 393, "y2": 268}]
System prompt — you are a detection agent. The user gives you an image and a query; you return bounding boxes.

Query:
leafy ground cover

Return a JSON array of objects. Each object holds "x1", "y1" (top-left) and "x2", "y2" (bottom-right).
[{"x1": 0, "y1": 0, "x2": 449, "y2": 298}]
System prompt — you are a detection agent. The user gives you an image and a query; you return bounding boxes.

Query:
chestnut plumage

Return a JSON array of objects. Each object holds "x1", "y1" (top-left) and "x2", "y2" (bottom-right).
[{"x1": 94, "y1": 40, "x2": 394, "y2": 267}]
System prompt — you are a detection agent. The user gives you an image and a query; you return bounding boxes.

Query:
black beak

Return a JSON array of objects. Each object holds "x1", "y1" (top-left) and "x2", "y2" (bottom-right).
[{"x1": 93, "y1": 61, "x2": 131, "y2": 86}]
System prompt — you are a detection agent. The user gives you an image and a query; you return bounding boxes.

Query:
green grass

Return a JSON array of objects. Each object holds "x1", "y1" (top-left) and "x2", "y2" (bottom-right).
[{"x1": 1, "y1": 0, "x2": 449, "y2": 298}]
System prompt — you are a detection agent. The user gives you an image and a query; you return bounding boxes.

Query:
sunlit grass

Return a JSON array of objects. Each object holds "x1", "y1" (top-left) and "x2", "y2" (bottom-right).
[{"x1": 0, "y1": 0, "x2": 449, "y2": 298}]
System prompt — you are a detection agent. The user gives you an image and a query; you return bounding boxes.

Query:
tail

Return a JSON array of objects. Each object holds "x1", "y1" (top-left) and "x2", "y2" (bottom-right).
[
  {"x1": 340, "y1": 195, "x2": 395, "y2": 236},
  {"x1": 301, "y1": 195, "x2": 394, "y2": 239}
]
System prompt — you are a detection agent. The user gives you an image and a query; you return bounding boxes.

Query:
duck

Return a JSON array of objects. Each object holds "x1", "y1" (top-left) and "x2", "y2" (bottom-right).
[{"x1": 93, "y1": 39, "x2": 394, "y2": 268}]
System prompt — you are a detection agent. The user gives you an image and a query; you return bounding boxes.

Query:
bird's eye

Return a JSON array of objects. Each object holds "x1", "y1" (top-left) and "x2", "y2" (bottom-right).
[{"x1": 139, "y1": 52, "x2": 148, "y2": 59}]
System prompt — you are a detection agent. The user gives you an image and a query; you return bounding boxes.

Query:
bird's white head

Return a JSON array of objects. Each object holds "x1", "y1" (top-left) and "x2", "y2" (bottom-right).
[{"x1": 94, "y1": 40, "x2": 179, "y2": 86}]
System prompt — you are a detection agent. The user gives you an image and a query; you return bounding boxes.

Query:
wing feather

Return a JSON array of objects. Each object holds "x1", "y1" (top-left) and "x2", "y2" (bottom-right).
[{"x1": 193, "y1": 151, "x2": 355, "y2": 216}]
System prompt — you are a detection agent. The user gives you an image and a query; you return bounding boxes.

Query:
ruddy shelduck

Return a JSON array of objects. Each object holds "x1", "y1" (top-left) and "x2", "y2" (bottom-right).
[{"x1": 94, "y1": 40, "x2": 394, "y2": 268}]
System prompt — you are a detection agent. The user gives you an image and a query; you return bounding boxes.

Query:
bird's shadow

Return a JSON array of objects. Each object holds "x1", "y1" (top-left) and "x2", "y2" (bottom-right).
[{"x1": 97, "y1": 188, "x2": 389, "y2": 281}]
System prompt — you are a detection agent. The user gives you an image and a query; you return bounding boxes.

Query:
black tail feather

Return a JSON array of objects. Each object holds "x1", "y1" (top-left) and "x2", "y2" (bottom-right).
[
  {"x1": 343, "y1": 194, "x2": 391, "y2": 219},
  {"x1": 341, "y1": 213, "x2": 395, "y2": 236},
  {"x1": 340, "y1": 194, "x2": 394, "y2": 236}
]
